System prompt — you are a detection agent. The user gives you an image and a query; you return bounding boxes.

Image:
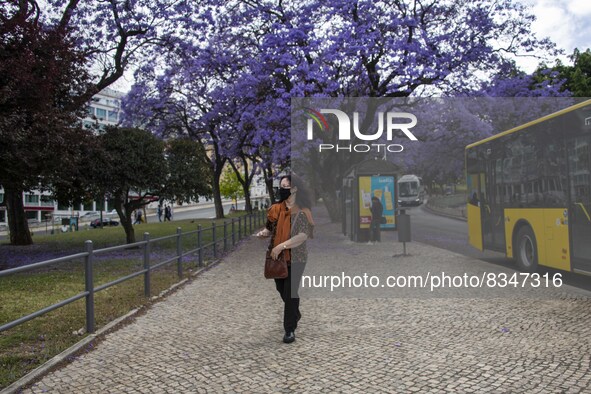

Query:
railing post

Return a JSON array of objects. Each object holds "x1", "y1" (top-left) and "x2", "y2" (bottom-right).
[
  {"x1": 238, "y1": 217, "x2": 242, "y2": 239},
  {"x1": 84, "y1": 240, "x2": 95, "y2": 333},
  {"x1": 143, "y1": 232, "x2": 151, "y2": 297},
  {"x1": 176, "y1": 227, "x2": 183, "y2": 278},
  {"x1": 231, "y1": 218, "x2": 235, "y2": 246},
  {"x1": 223, "y1": 221, "x2": 228, "y2": 252},
  {"x1": 212, "y1": 221, "x2": 217, "y2": 258},
  {"x1": 249, "y1": 213, "x2": 252, "y2": 233},
  {"x1": 198, "y1": 224, "x2": 203, "y2": 267}
]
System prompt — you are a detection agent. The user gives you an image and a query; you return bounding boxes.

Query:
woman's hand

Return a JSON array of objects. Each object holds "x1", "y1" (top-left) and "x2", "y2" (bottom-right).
[
  {"x1": 271, "y1": 244, "x2": 285, "y2": 260},
  {"x1": 256, "y1": 228, "x2": 271, "y2": 237}
]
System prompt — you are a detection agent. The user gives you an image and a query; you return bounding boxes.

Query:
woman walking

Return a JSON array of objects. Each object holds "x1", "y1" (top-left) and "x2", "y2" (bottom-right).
[{"x1": 257, "y1": 174, "x2": 314, "y2": 343}]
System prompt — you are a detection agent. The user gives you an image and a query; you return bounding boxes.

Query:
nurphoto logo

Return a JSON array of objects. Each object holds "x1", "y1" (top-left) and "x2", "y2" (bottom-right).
[{"x1": 305, "y1": 108, "x2": 419, "y2": 153}]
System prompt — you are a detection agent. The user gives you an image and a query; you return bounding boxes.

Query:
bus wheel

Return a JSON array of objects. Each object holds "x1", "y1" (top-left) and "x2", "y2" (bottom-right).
[{"x1": 515, "y1": 226, "x2": 538, "y2": 272}]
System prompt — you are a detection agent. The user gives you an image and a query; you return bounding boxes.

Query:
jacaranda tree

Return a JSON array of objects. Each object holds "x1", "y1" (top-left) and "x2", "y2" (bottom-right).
[
  {"x1": 226, "y1": 0, "x2": 560, "y2": 220},
  {"x1": 124, "y1": 0, "x2": 562, "y2": 221}
]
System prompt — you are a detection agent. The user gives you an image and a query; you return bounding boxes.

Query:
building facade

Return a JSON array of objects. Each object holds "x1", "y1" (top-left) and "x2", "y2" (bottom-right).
[{"x1": 0, "y1": 88, "x2": 123, "y2": 226}]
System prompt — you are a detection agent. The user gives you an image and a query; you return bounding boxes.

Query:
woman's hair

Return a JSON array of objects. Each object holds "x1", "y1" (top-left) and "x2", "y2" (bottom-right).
[{"x1": 280, "y1": 174, "x2": 313, "y2": 209}]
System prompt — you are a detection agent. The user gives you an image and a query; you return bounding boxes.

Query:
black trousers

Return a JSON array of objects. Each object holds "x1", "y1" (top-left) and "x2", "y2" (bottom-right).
[
  {"x1": 370, "y1": 220, "x2": 381, "y2": 242},
  {"x1": 274, "y1": 263, "x2": 305, "y2": 333}
]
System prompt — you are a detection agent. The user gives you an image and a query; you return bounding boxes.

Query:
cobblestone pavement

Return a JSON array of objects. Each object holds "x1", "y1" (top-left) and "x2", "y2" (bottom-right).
[{"x1": 21, "y1": 208, "x2": 591, "y2": 393}]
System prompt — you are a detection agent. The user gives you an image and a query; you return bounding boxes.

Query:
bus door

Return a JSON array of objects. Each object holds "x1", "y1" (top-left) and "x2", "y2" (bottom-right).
[
  {"x1": 467, "y1": 172, "x2": 484, "y2": 250},
  {"x1": 467, "y1": 147, "x2": 505, "y2": 252},
  {"x1": 567, "y1": 135, "x2": 591, "y2": 272},
  {"x1": 482, "y1": 157, "x2": 506, "y2": 252}
]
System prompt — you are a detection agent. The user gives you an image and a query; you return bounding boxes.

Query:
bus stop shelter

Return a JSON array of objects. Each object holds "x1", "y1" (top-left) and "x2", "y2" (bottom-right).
[{"x1": 341, "y1": 159, "x2": 400, "y2": 242}]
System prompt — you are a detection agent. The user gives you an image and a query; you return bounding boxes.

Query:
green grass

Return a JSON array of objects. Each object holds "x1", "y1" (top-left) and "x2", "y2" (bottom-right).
[
  {"x1": 31, "y1": 212, "x2": 258, "y2": 249},
  {"x1": 0, "y1": 210, "x2": 265, "y2": 389}
]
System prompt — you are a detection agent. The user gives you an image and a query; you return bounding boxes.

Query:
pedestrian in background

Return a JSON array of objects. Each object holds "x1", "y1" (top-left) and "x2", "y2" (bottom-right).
[
  {"x1": 370, "y1": 196, "x2": 383, "y2": 243},
  {"x1": 134, "y1": 209, "x2": 143, "y2": 224},
  {"x1": 157, "y1": 205, "x2": 163, "y2": 222}
]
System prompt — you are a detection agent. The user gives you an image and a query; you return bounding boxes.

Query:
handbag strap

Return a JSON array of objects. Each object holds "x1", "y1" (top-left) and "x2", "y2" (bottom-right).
[{"x1": 269, "y1": 211, "x2": 302, "y2": 251}]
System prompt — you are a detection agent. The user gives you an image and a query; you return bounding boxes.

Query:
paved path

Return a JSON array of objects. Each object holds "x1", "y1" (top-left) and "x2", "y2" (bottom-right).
[{"x1": 21, "y1": 208, "x2": 591, "y2": 393}]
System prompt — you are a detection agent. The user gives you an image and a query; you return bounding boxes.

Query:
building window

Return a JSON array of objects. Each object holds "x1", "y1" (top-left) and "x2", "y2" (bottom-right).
[
  {"x1": 107, "y1": 198, "x2": 116, "y2": 212},
  {"x1": 24, "y1": 194, "x2": 39, "y2": 204},
  {"x1": 108, "y1": 110, "x2": 118, "y2": 122},
  {"x1": 95, "y1": 108, "x2": 106, "y2": 120},
  {"x1": 40, "y1": 196, "x2": 55, "y2": 207}
]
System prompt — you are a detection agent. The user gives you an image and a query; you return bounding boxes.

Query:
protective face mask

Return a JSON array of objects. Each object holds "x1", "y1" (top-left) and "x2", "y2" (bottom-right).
[{"x1": 278, "y1": 187, "x2": 291, "y2": 202}]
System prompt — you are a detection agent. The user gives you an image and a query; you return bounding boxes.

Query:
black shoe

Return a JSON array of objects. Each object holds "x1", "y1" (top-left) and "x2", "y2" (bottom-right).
[{"x1": 283, "y1": 331, "x2": 295, "y2": 343}]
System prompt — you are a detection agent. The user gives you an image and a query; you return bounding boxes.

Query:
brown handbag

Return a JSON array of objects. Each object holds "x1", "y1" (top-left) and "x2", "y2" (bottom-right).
[
  {"x1": 264, "y1": 212, "x2": 301, "y2": 279},
  {"x1": 264, "y1": 249, "x2": 288, "y2": 279}
]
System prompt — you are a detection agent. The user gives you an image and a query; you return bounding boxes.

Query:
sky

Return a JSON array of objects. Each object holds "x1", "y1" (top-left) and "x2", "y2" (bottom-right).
[{"x1": 518, "y1": 0, "x2": 591, "y2": 72}]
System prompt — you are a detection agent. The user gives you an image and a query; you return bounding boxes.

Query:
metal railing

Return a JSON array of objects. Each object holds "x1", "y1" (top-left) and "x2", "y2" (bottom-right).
[{"x1": 0, "y1": 210, "x2": 266, "y2": 334}]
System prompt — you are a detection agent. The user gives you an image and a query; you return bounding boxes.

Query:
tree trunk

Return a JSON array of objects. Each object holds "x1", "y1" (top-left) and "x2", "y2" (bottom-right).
[
  {"x1": 316, "y1": 155, "x2": 343, "y2": 222},
  {"x1": 212, "y1": 167, "x2": 225, "y2": 219},
  {"x1": 121, "y1": 208, "x2": 136, "y2": 244},
  {"x1": 228, "y1": 156, "x2": 255, "y2": 213},
  {"x1": 243, "y1": 185, "x2": 252, "y2": 212},
  {"x1": 5, "y1": 187, "x2": 33, "y2": 245},
  {"x1": 321, "y1": 189, "x2": 341, "y2": 223},
  {"x1": 114, "y1": 197, "x2": 135, "y2": 244},
  {"x1": 263, "y1": 164, "x2": 276, "y2": 204}
]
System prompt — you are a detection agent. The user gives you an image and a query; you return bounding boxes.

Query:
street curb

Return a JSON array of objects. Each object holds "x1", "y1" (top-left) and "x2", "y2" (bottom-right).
[{"x1": 1, "y1": 260, "x2": 222, "y2": 394}]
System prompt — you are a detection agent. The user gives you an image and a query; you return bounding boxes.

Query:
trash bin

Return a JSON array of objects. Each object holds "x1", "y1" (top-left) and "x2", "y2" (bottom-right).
[
  {"x1": 397, "y1": 209, "x2": 411, "y2": 242},
  {"x1": 397, "y1": 209, "x2": 411, "y2": 255}
]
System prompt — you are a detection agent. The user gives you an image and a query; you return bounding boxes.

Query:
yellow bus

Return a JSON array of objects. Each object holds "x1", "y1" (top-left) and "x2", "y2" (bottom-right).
[{"x1": 466, "y1": 99, "x2": 591, "y2": 273}]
